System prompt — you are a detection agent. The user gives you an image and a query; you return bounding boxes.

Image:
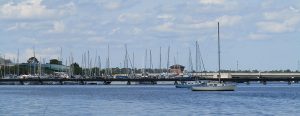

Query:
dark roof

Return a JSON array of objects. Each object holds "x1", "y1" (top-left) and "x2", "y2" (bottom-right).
[{"x1": 170, "y1": 64, "x2": 185, "y2": 69}]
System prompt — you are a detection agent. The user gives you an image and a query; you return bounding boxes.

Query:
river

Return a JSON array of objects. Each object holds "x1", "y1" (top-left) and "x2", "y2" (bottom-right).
[{"x1": 0, "y1": 84, "x2": 299, "y2": 116}]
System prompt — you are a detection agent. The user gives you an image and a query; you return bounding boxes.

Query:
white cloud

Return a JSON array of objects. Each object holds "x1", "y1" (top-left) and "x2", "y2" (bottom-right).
[
  {"x1": 154, "y1": 22, "x2": 175, "y2": 32},
  {"x1": 109, "y1": 27, "x2": 120, "y2": 35},
  {"x1": 118, "y1": 13, "x2": 142, "y2": 22},
  {"x1": 256, "y1": 21, "x2": 294, "y2": 33},
  {"x1": 0, "y1": 0, "x2": 75, "y2": 19},
  {"x1": 189, "y1": 21, "x2": 215, "y2": 29},
  {"x1": 157, "y1": 14, "x2": 175, "y2": 21},
  {"x1": 188, "y1": 15, "x2": 242, "y2": 29},
  {"x1": 196, "y1": 0, "x2": 238, "y2": 13},
  {"x1": 263, "y1": 8, "x2": 299, "y2": 21},
  {"x1": 247, "y1": 33, "x2": 270, "y2": 40},
  {"x1": 6, "y1": 23, "x2": 28, "y2": 31},
  {"x1": 87, "y1": 37, "x2": 106, "y2": 43},
  {"x1": 24, "y1": 48, "x2": 59, "y2": 60},
  {"x1": 58, "y1": 2, "x2": 76, "y2": 15},
  {"x1": 17, "y1": 37, "x2": 41, "y2": 45},
  {"x1": 131, "y1": 27, "x2": 142, "y2": 35},
  {"x1": 104, "y1": 2, "x2": 121, "y2": 10},
  {"x1": 257, "y1": 7, "x2": 300, "y2": 33},
  {"x1": 261, "y1": 0, "x2": 274, "y2": 9},
  {"x1": 198, "y1": 0, "x2": 225, "y2": 5},
  {"x1": 49, "y1": 21, "x2": 65, "y2": 33},
  {"x1": 217, "y1": 15, "x2": 242, "y2": 26},
  {"x1": 0, "y1": 0, "x2": 53, "y2": 19},
  {"x1": 289, "y1": 6, "x2": 299, "y2": 12},
  {"x1": 152, "y1": 15, "x2": 242, "y2": 34}
]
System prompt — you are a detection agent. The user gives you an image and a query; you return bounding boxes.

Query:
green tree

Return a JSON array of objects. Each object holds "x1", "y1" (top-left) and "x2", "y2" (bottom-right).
[
  {"x1": 70, "y1": 63, "x2": 82, "y2": 75},
  {"x1": 27, "y1": 57, "x2": 39, "y2": 64}
]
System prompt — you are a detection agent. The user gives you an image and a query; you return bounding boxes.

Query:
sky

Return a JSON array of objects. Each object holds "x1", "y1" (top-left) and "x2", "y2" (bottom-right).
[{"x1": 0, "y1": 0, "x2": 300, "y2": 71}]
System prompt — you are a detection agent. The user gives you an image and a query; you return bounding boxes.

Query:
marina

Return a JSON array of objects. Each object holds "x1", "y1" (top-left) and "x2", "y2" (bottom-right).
[{"x1": 1, "y1": 0, "x2": 300, "y2": 115}]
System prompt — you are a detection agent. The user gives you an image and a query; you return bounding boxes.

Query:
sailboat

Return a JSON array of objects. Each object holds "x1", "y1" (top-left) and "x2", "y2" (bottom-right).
[
  {"x1": 191, "y1": 22, "x2": 236, "y2": 91},
  {"x1": 175, "y1": 80, "x2": 203, "y2": 88},
  {"x1": 175, "y1": 42, "x2": 203, "y2": 88}
]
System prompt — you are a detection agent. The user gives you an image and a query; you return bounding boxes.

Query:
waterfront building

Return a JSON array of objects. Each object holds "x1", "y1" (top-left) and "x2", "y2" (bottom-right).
[{"x1": 170, "y1": 64, "x2": 185, "y2": 75}]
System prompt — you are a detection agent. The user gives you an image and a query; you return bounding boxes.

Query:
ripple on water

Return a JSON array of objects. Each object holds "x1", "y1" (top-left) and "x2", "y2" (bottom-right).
[{"x1": 0, "y1": 85, "x2": 300, "y2": 115}]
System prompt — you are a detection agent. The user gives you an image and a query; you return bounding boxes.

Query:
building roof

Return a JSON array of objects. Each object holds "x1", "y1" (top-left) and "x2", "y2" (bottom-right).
[{"x1": 170, "y1": 64, "x2": 185, "y2": 69}]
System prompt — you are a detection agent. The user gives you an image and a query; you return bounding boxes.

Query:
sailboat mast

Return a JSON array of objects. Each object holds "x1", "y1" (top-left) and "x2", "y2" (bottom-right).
[
  {"x1": 218, "y1": 22, "x2": 221, "y2": 83},
  {"x1": 125, "y1": 44, "x2": 128, "y2": 76},
  {"x1": 167, "y1": 46, "x2": 170, "y2": 76},
  {"x1": 195, "y1": 41, "x2": 198, "y2": 73},
  {"x1": 33, "y1": 47, "x2": 35, "y2": 75},
  {"x1": 159, "y1": 47, "x2": 162, "y2": 74},
  {"x1": 132, "y1": 52, "x2": 135, "y2": 76},
  {"x1": 17, "y1": 49, "x2": 19, "y2": 76}
]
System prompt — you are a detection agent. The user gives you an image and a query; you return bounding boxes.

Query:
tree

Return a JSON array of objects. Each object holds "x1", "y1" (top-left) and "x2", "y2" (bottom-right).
[
  {"x1": 27, "y1": 57, "x2": 39, "y2": 64},
  {"x1": 70, "y1": 63, "x2": 82, "y2": 75}
]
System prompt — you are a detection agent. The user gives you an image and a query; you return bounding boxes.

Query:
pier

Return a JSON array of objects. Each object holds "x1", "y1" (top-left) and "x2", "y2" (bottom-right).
[{"x1": 1, "y1": 72, "x2": 300, "y2": 85}]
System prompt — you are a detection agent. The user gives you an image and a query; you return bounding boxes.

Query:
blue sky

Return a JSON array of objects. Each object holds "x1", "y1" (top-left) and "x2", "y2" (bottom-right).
[{"x1": 0, "y1": 0, "x2": 300, "y2": 71}]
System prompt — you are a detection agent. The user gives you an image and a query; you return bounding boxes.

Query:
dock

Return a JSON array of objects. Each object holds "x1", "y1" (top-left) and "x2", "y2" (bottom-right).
[{"x1": 1, "y1": 72, "x2": 300, "y2": 85}]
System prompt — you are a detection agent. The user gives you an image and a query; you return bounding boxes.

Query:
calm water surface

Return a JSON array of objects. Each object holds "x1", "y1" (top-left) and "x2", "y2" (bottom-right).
[{"x1": 0, "y1": 84, "x2": 300, "y2": 116}]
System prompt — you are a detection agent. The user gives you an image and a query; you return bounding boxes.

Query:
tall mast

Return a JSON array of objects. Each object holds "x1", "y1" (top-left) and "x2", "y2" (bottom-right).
[
  {"x1": 3, "y1": 55, "x2": 5, "y2": 77},
  {"x1": 60, "y1": 47, "x2": 63, "y2": 72},
  {"x1": 88, "y1": 50, "x2": 90, "y2": 76},
  {"x1": 144, "y1": 49, "x2": 148, "y2": 74},
  {"x1": 125, "y1": 44, "x2": 128, "y2": 76},
  {"x1": 189, "y1": 48, "x2": 193, "y2": 72},
  {"x1": 150, "y1": 49, "x2": 153, "y2": 71},
  {"x1": 95, "y1": 50, "x2": 98, "y2": 76},
  {"x1": 218, "y1": 22, "x2": 221, "y2": 83},
  {"x1": 167, "y1": 46, "x2": 170, "y2": 76},
  {"x1": 132, "y1": 52, "x2": 135, "y2": 76},
  {"x1": 195, "y1": 41, "x2": 198, "y2": 72},
  {"x1": 33, "y1": 47, "x2": 36, "y2": 75},
  {"x1": 17, "y1": 49, "x2": 19, "y2": 76},
  {"x1": 159, "y1": 47, "x2": 162, "y2": 74},
  {"x1": 107, "y1": 44, "x2": 111, "y2": 76}
]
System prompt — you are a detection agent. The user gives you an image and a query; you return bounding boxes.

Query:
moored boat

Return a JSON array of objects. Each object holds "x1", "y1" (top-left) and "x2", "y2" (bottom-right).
[
  {"x1": 191, "y1": 22, "x2": 236, "y2": 91},
  {"x1": 175, "y1": 81, "x2": 202, "y2": 88},
  {"x1": 191, "y1": 82, "x2": 235, "y2": 91}
]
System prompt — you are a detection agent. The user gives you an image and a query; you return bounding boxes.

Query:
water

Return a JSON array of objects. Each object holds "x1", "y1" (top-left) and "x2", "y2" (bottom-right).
[{"x1": 1, "y1": 84, "x2": 300, "y2": 116}]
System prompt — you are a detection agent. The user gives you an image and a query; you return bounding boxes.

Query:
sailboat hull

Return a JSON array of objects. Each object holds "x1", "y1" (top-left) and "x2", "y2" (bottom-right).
[
  {"x1": 175, "y1": 81, "x2": 202, "y2": 88},
  {"x1": 191, "y1": 85, "x2": 235, "y2": 91},
  {"x1": 175, "y1": 84, "x2": 201, "y2": 88}
]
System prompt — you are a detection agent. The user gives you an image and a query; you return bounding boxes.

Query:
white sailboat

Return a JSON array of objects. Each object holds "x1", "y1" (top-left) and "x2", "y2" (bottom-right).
[
  {"x1": 191, "y1": 22, "x2": 236, "y2": 91},
  {"x1": 175, "y1": 42, "x2": 204, "y2": 88}
]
